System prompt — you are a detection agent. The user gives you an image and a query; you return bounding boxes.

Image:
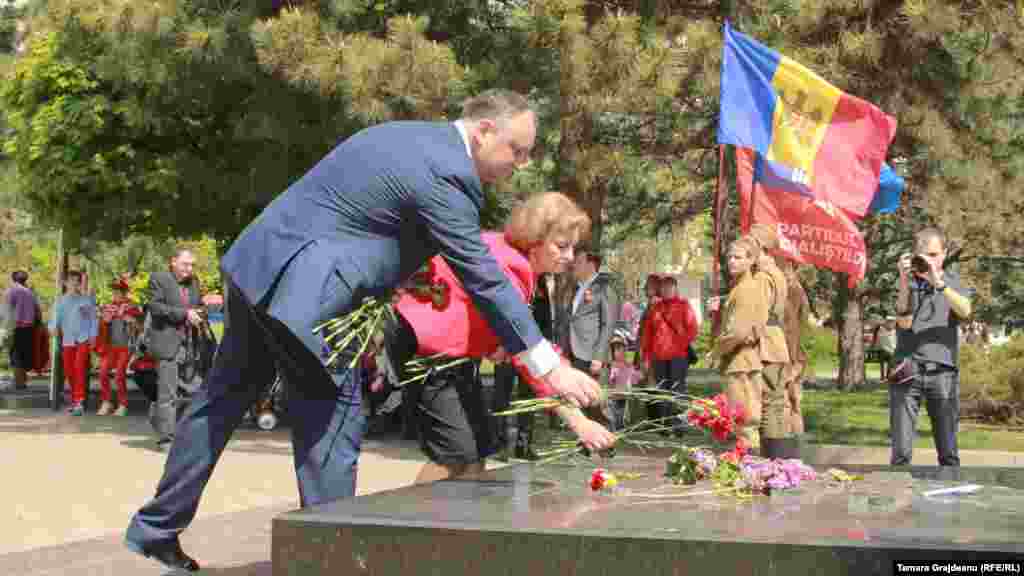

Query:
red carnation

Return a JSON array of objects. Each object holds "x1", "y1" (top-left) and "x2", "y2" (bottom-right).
[
  {"x1": 733, "y1": 437, "x2": 749, "y2": 457},
  {"x1": 720, "y1": 450, "x2": 740, "y2": 465}
]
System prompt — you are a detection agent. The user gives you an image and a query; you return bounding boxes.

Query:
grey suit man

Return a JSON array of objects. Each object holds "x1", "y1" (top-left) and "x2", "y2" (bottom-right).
[
  {"x1": 564, "y1": 249, "x2": 619, "y2": 376},
  {"x1": 146, "y1": 249, "x2": 203, "y2": 447}
]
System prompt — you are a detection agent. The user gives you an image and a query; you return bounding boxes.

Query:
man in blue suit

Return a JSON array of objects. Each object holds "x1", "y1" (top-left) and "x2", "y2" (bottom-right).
[{"x1": 125, "y1": 90, "x2": 610, "y2": 572}]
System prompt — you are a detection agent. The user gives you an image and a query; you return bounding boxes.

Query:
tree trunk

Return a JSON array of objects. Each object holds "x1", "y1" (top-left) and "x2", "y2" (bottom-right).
[
  {"x1": 557, "y1": 5, "x2": 602, "y2": 248},
  {"x1": 836, "y1": 274, "x2": 866, "y2": 391},
  {"x1": 552, "y1": 5, "x2": 587, "y2": 344}
]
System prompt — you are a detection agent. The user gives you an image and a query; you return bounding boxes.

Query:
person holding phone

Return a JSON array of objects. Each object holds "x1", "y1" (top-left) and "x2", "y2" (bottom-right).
[{"x1": 890, "y1": 228, "x2": 972, "y2": 467}]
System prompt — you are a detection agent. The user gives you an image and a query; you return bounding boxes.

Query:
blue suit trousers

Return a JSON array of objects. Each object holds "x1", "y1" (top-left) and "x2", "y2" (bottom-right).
[{"x1": 127, "y1": 249, "x2": 364, "y2": 547}]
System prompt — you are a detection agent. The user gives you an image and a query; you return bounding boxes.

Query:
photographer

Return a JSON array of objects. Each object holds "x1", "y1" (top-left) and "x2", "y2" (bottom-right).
[
  {"x1": 890, "y1": 228, "x2": 972, "y2": 467},
  {"x1": 146, "y1": 248, "x2": 204, "y2": 450}
]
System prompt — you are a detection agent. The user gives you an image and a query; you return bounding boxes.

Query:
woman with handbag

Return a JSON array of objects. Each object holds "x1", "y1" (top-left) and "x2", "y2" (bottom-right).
[{"x1": 638, "y1": 275, "x2": 698, "y2": 436}]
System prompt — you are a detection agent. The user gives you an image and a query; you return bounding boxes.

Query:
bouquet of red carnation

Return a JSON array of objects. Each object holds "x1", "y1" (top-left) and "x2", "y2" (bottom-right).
[{"x1": 685, "y1": 394, "x2": 747, "y2": 443}]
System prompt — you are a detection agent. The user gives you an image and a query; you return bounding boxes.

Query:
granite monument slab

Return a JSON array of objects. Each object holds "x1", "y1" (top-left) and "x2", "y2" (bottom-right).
[{"x1": 273, "y1": 457, "x2": 1024, "y2": 575}]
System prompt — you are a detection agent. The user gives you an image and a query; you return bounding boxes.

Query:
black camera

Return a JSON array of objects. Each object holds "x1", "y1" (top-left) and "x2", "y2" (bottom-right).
[{"x1": 911, "y1": 254, "x2": 930, "y2": 275}]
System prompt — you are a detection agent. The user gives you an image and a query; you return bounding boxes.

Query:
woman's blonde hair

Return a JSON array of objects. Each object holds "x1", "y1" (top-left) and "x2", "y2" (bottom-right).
[
  {"x1": 504, "y1": 192, "x2": 591, "y2": 253},
  {"x1": 730, "y1": 237, "x2": 761, "y2": 264}
]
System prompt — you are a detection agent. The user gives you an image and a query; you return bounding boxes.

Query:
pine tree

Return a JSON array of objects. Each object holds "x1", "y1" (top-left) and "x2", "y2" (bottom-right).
[{"x1": 1, "y1": 1, "x2": 467, "y2": 248}]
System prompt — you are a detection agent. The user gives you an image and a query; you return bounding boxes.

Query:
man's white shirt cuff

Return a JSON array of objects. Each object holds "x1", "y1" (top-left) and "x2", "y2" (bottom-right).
[{"x1": 517, "y1": 339, "x2": 560, "y2": 378}]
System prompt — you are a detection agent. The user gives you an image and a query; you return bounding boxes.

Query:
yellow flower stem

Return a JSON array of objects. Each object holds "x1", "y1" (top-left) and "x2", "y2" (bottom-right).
[
  {"x1": 347, "y1": 305, "x2": 387, "y2": 369},
  {"x1": 397, "y1": 357, "x2": 472, "y2": 386}
]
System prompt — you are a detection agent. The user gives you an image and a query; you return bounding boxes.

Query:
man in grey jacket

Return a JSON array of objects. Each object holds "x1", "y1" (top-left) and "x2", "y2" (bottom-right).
[
  {"x1": 563, "y1": 248, "x2": 619, "y2": 378},
  {"x1": 146, "y1": 249, "x2": 203, "y2": 449}
]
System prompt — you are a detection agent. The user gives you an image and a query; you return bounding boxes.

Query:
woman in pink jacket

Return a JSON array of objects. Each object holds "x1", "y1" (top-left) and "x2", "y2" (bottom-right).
[{"x1": 393, "y1": 192, "x2": 616, "y2": 483}]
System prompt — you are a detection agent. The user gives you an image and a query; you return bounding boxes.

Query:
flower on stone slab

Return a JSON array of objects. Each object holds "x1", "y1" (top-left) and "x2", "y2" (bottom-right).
[{"x1": 589, "y1": 468, "x2": 618, "y2": 491}]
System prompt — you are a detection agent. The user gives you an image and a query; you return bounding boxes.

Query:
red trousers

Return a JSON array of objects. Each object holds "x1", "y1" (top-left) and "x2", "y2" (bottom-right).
[
  {"x1": 99, "y1": 346, "x2": 131, "y2": 406},
  {"x1": 62, "y1": 343, "x2": 91, "y2": 405}
]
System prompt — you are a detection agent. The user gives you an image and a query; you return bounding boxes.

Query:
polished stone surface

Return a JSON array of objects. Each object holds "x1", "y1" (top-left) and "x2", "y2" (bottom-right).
[{"x1": 273, "y1": 457, "x2": 1024, "y2": 575}]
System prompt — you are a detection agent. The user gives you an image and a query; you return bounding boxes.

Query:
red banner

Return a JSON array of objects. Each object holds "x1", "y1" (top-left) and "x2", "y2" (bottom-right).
[{"x1": 736, "y1": 148, "x2": 866, "y2": 286}]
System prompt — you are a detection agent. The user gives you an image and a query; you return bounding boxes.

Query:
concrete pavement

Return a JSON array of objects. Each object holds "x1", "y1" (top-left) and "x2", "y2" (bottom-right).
[{"x1": 0, "y1": 407, "x2": 430, "y2": 575}]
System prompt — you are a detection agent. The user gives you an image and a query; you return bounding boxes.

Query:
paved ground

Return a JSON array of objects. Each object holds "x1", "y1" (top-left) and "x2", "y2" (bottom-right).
[
  {"x1": 0, "y1": 406, "x2": 432, "y2": 575},
  {"x1": 1, "y1": 374, "x2": 1022, "y2": 575}
]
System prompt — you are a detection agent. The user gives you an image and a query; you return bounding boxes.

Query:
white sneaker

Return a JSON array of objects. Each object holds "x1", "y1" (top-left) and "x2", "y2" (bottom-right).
[
  {"x1": 113, "y1": 405, "x2": 128, "y2": 416},
  {"x1": 96, "y1": 401, "x2": 114, "y2": 416}
]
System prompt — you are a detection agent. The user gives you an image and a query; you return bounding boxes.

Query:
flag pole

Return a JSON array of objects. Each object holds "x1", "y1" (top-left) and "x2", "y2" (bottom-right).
[
  {"x1": 49, "y1": 228, "x2": 66, "y2": 411},
  {"x1": 747, "y1": 152, "x2": 757, "y2": 231},
  {"x1": 711, "y1": 144, "x2": 727, "y2": 337}
]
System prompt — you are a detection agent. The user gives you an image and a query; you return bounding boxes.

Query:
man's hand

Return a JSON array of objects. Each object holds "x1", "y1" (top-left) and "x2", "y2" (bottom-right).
[
  {"x1": 542, "y1": 362, "x2": 602, "y2": 408},
  {"x1": 707, "y1": 296, "x2": 722, "y2": 313},
  {"x1": 924, "y1": 257, "x2": 945, "y2": 288},
  {"x1": 186, "y1": 309, "x2": 203, "y2": 327},
  {"x1": 589, "y1": 359, "x2": 603, "y2": 375},
  {"x1": 558, "y1": 407, "x2": 616, "y2": 452},
  {"x1": 898, "y1": 252, "x2": 913, "y2": 281}
]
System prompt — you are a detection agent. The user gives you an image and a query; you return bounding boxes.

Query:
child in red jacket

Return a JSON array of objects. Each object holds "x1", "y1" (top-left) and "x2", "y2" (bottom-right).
[{"x1": 96, "y1": 278, "x2": 143, "y2": 415}]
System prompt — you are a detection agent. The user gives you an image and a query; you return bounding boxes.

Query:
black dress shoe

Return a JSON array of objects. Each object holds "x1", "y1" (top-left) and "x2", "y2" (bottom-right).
[{"x1": 126, "y1": 538, "x2": 200, "y2": 572}]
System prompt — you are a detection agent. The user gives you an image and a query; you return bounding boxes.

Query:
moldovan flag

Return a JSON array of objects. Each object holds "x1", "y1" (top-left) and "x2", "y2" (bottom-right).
[
  {"x1": 718, "y1": 22, "x2": 897, "y2": 218},
  {"x1": 736, "y1": 147, "x2": 867, "y2": 286}
]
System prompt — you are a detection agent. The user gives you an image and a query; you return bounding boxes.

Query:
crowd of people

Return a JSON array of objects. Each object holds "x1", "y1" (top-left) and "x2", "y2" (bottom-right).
[{"x1": 1, "y1": 250, "x2": 215, "y2": 436}]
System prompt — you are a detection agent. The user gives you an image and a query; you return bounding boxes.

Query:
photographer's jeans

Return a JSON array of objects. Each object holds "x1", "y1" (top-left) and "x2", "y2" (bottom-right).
[{"x1": 889, "y1": 366, "x2": 960, "y2": 466}]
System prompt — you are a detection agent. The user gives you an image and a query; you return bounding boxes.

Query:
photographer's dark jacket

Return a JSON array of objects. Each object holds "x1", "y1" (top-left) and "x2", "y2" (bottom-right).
[
  {"x1": 897, "y1": 271, "x2": 966, "y2": 368},
  {"x1": 146, "y1": 271, "x2": 202, "y2": 360}
]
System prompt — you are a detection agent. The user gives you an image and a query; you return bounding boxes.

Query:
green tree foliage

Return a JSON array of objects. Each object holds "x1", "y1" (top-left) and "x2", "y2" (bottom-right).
[
  {"x1": 1, "y1": 1, "x2": 467, "y2": 248},
  {"x1": 960, "y1": 336, "x2": 1024, "y2": 423},
  {"x1": 0, "y1": 0, "x2": 22, "y2": 54},
  {"x1": 250, "y1": 9, "x2": 465, "y2": 121}
]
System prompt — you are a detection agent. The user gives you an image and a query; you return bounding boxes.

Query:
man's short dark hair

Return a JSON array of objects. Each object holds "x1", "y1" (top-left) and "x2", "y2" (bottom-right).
[
  {"x1": 461, "y1": 90, "x2": 533, "y2": 121},
  {"x1": 11, "y1": 270, "x2": 28, "y2": 285},
  {"x1": 660, "y1": 275, "x2": 678, "y2": 286},
  {"x1": 916, "y1": 227, "x2": 946, "y2": 251}
]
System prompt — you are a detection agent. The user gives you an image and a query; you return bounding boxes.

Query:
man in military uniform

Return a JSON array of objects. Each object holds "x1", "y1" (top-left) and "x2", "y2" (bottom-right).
[
  {"x1": 747, "y1": 224, "x2": 794, "y2": 459},
  {"x1": 778, "y1": 258, "x2": 810, "y2": 440}
]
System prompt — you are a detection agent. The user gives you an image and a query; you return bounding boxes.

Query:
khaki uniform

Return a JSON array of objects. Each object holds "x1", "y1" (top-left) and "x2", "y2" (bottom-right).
[
  {"x1": 754, "y1": 259, "x2": 790, "y2": 441},
  {"x1": 781, "y1": 273, "x2": 810, "y2": 435},
  {"x1": 718, "y1": 270, "x2": 769, "y2": 448}
]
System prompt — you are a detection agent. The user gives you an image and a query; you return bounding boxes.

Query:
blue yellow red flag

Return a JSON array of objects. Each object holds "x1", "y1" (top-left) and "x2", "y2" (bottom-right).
[{"x1": 718, "y1": 22, "x2": 897, "y2": 218}]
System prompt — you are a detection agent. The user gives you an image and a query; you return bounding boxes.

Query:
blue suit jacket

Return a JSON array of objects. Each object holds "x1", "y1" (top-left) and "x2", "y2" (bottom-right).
[{"x1": 221, "y1": 121, "x2": 541, "y2": 362}]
